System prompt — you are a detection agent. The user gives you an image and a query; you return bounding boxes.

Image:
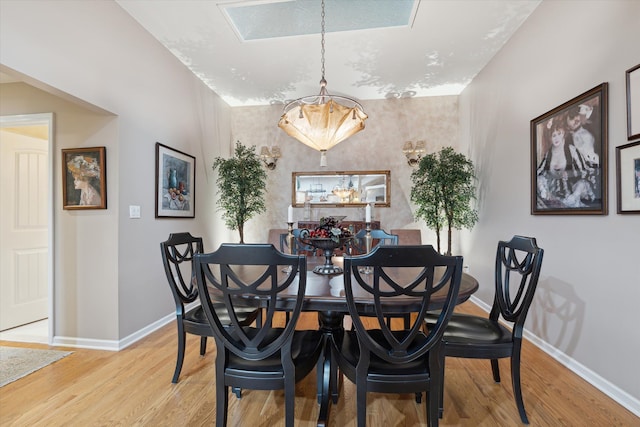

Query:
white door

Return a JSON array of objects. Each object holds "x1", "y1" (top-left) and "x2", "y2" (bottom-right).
[{"x1": 0, "y1": 129, "x2": 48, "y2": 330}]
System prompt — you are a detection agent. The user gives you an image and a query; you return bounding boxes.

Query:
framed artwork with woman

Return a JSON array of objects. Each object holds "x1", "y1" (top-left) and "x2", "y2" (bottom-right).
[
  {"x1": 62, "y1": 147, "x2": 107, "y2": 210},
  {"x1": 531, "y1": 83, "x2": 608, "y2": 215}
]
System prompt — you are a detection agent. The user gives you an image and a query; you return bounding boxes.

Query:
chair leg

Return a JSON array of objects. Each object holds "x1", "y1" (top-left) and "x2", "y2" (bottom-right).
[
  {"x1": 216, "y1": 362, "x2": 228, "y2": 426},
  {"x1": 427, "y1": 385, "x2": 440, "y2": 427},
  {"x1": 199, "y1": 336, "x2": 207, "y2": 356},
  {"x1": 285, "y1": 384, "x2": 295, "y2": 427},
  {"x1": 438, "y1": 356, "x2": 446, "y2": 418},
  {"x1": 403, "y1": 313, "x2": 411, "y2": 330},
  {"x1": 354, "y1": 355, "x2": 370, "y2": 427},
  {"x1": 491, "y1": 359, "x2": 501, "y2": 383},
  {"x1": 356, "y1": 378, "x2": 367, "y2": 427},
  {"x1": 511, "y1": 346, "x2": 529, "y2": 424},
  {"x1": 232, "y1": 387, "x2": 242, "y2": 398},
  {"x1": 284, "y1": 364, "x2": 296, "y2": 427},
  {"x1": 216, "y1": 384, "x2": 229, "y2": 427},
  {"x1": 172, "y1": 323, "x2": 186, "y2": 383}
]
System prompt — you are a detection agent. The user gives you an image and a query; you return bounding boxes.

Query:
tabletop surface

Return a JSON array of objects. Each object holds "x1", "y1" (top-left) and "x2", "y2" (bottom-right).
[{"x1": 243, "y1": 256, "x2": 479, "y2": 313}]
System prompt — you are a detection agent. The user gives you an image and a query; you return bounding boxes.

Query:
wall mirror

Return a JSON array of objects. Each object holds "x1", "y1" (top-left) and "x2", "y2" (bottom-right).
[{"x1": 292, "y1": 170, "x2": 390, "y2": 207}]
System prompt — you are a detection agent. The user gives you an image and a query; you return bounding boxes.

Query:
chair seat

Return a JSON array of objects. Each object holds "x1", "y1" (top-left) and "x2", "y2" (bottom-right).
[
  {"x1": 184, "y1": 304, "x2": 258, "y2": 331},
  {"x1": 425, "y1": 312, "x2": 513, "y2": 357},
  {"x1": 227, "y1": 329, "x2": 323, "y2": 377},
  {"x1": 334, "y1": 330, "x2": 431, "y2": 375}
]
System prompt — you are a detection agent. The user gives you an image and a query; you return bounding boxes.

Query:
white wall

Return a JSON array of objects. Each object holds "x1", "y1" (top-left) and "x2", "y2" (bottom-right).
[
  {"x1": 459, "y1": 0, "x2": 639, "y2": 409},
  {"x1": 0, "y1": 0, "x2": 231, "y2": 343},
  {"x1": 0, "y1": 83, "x2": 120, "y2": 341}
]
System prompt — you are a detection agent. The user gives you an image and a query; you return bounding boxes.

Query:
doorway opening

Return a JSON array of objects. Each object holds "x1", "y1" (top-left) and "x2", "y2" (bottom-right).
[{"x1": 0, "y1": 113, "x2": 54, "y2": 345}]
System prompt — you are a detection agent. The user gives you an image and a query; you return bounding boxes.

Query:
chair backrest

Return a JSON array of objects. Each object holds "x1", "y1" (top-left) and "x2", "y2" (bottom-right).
[
  {"x1": 344, "y1": 245, "x2": 463, "y2": 364},
  {"x1": 194, "y1": 243, "x2": 306, "y2": 360},
  {"x1": 160, "y1": 232, "x2": 203, "y2": 308},
  {"x1": 279, "y1": 229, "x2": 317, "y2": 255},
  {"x1": 351, "y1": 228, "x2": 398, "y2": 254},
  {"x1": 390, "y1": 229, "x2": 422, "y2": 245},
  {"x1": 491, "y1": 236, "x2": 544, "y2": 330}
]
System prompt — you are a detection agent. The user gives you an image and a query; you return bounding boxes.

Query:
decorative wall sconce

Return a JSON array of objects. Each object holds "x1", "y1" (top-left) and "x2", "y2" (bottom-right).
[
  {"x1": 402, "y1": 140, "x2": 426, "y2": 166},
  {"x1": 260, "y1": 145, "x2": 281, "y2": 170}
]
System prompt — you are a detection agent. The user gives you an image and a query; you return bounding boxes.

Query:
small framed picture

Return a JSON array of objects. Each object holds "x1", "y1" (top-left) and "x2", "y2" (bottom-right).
[
  {"x1": 626, "y1": 64, "x2": 640, "y2": 141},
  {"x1": 616, "y1": 141, "x2": 640, "y2": 214},
  {"x1": 155, "y1": 142, "x2": 195, "y2": 218},
  {"x1": 62, "y1": 147, "x2": 107, "y2": 210},
  {"x1": 531, "y1": 83, "x2": 608, "y2": 215}
]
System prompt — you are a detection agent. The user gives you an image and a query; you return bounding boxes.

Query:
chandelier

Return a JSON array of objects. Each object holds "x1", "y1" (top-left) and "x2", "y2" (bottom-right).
[{"x1": 278, "y1": 0, "x2": 367, "y2": 167}]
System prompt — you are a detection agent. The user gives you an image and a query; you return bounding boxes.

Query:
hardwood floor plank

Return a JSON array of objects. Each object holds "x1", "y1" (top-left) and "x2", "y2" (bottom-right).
[{"x1": 0, "y1": 303, "x2": 637, "y2": 426}]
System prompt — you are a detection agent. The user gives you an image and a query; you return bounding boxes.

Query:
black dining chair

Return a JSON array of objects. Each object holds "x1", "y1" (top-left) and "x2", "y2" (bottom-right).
[
  {"x1": 334, "y1": 245, "x2": 463, "y2": 427},
  {"x1": 425, "y1": 235, "x2": 544, "y2": 424},
  {"x1": 279, "y1": 228, "x2": 317, "y2": 255},
  {"x1": 194, "y1": 243, "x2": 324, "y2": 427},
  {"x1": 350, "y1": 229, "x2": 410, "y2": 330},
  {"x1": 160, "y1": 232, "x2": 259, "y2": 384},
  {"x1": 350, "y1": 228, "x2": 399, "y2": 255}
]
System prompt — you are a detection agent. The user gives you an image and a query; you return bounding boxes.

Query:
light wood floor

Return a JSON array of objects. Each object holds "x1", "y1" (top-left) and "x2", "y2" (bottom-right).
[{"x1": 1, "y1": 302, "x2": 637, "y2": 426}]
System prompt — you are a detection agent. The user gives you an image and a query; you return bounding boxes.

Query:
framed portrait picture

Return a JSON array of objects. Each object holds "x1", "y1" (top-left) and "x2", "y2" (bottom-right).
[
  {"x1": 530, "y1": 83, "x2": 608, "y2": 215},
  {"x1": 616, "y1": 141, "x2": 640, "y2": 214},
  {"x1": 626, "y1": 64, "x2": 640, "y2": 141},
  {"x1": 62, "y1": 147, "x2": 107, "y2": 210},
  {"x1": 155, "y1": 142, "x2": 195, "y2": 218}
]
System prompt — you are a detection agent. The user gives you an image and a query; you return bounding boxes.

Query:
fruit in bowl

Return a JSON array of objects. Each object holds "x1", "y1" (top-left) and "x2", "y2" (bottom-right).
[
  {"x1": 299, "y1": 217, "x2": 353, "y2": 275},
  {"x1": 301, "y1": 217, "x2": 353, "y2": 244}
]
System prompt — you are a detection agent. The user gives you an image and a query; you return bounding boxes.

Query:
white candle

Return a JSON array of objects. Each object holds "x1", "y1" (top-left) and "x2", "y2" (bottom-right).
[
  {"x1": 365, "y1": 204, "x2": 371, "y2": 222},
  {"x1": 288, "y1": 205, "x2": 293, "y2": 223}
]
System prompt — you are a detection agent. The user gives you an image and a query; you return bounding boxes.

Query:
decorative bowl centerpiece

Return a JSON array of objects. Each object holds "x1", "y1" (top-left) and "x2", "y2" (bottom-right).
[{"x1": 299, "y1": 217, "x2": 353, "y2": 275}]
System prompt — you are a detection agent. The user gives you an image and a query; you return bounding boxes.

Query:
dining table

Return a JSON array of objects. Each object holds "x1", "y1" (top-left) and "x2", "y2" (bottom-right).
[
  {"x1": 272, "y1": 255, "x2": 478, "y2": 426},
  {"x1": 211, "y1": 254, "x2": 479, "y2": 426}
]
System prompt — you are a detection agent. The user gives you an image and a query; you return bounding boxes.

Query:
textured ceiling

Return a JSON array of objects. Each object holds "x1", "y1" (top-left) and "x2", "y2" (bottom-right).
[{"x1": 121, "y1": 1, "x2": 539, "y2": 107}]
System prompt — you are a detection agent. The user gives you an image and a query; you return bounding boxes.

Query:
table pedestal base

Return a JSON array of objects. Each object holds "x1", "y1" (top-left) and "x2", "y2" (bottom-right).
[{"x1": 316, "y1": 311, "x2": 344, "y2": 427}]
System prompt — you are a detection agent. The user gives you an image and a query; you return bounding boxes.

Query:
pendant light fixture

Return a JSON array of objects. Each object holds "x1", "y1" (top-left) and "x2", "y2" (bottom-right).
[{"x1": 278, "y1": 0, "x2": 367, "y2": 167}]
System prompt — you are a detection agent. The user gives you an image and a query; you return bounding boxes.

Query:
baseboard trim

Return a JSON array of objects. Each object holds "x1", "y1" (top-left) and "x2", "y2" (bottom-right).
[
  {"x1": 468, "y1": 296, "x2": 640, "y2": 418},
  {"x1": 118, "y1": 312, "x2": 175, "y2": 351},
  {"x1": 52, "y1": 312, "x2": 175, "y2": 352}
]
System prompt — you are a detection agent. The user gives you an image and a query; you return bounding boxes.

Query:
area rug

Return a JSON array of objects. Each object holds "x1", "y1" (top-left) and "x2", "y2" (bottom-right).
[{"x1": 0, "y1": 346, "x2": 72, "y2": 387}]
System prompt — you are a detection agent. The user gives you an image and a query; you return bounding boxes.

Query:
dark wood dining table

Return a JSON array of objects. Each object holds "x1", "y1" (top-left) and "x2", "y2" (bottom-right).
[
  {"x1": 209, "y1": 254, "x2": 479, "y2": 426},
  {"x1": 272, "y1": 256, "x2": 479, "y2": 426}
]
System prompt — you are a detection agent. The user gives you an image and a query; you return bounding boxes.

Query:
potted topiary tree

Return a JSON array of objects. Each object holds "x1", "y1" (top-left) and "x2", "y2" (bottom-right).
[
  {"x1": 410, "y1": 146, "x2": 478, "y2": 255},
  {"x1": 212, "y1": 141, "x2": 267, "y2": 243}
]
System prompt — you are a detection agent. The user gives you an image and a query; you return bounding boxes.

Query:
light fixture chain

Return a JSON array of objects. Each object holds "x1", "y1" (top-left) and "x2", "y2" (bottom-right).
[{"x1": 320, "y1": 0, "x2": 325, "y2": 81}]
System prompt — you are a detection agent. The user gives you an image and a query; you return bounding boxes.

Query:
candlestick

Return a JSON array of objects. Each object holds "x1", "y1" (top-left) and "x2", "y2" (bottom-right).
[
  {"x1": 284, "y1": 222, "x2": 295, "y2": 273},
  {"x1": 362, "y1": 221, "x2": 373, "y2": 274},
  {"x1": 286, "y1": 222, "x2": 294, "y2": 255},
  {"x1": 288, "y1": 204, "x2": 293, "y2": 223},
  {"x1": 365, "y1": 204, "x2": 371, "y2": 222}
]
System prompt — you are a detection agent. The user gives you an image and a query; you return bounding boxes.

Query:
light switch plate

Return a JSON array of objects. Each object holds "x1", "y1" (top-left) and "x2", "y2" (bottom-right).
[{"x1": 129, "y1": 205, "x2": 141, "y2": 218}]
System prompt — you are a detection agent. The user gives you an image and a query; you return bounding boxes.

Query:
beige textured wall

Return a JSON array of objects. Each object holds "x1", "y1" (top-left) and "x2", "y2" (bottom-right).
[{"x1": 230, "y1": 96, "x2": 461, "y2": 249}]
